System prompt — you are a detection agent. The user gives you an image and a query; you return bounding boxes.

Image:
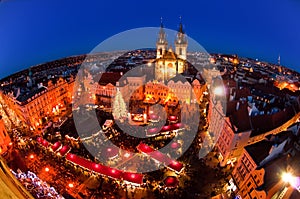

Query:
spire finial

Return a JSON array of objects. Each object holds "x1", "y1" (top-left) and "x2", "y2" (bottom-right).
[
  {"x1": 178, "y1": 16, "x2": 184, "y2": 33},
  {"x1": 160, "y1": 17, "x2": 163, "y2": 28}
]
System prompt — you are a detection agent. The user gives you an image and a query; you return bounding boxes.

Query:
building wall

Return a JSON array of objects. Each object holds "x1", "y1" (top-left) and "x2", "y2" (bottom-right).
[
  {"x1": 231, "y1": 148, "x2": 270, "y2": 199},
  {"x1": 232, "y1": 149, "x2": 258, "y2": 188},
  {"x1": 96, "y1": 83, "x2": 117, "y2": 106},
  {"x1": 235, "y1": 167, "x2": 268, "y2": 199},
  {"x1": 155, "y1": 59, "x2": 185, "y2": 82},
  {"x1": 209, "y1": 96, "x2": 252, "y2": 167},
  {"x1": 192, "y1": 79, "x2": 206, "y2": 104},
  {"x1": 2, "y1": 77, "x2": 74, "y2": 130},
  {"x1": 144, "y1": 81, "x2": 169, "y2": 103},
  {"x1": 94, "y1": 76, "x2": 205, "y2": 110},
  {"x1": 0, "y1": 92, "x2": 24, "y2": 129},
  {"x1": 126, "y1": 76, "x2": 146, "y2": 101},
  {"x1": 0, "y1": 117, "x2": 11, "y2": 155},
  {"x1": 167, "y1": 80, "x2": 192, "y2": 104}
]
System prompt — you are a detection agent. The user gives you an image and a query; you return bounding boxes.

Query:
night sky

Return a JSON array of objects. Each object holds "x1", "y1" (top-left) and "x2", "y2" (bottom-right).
[{"x1": 0, "y1": 0, "x2": 300, "y2": 79}]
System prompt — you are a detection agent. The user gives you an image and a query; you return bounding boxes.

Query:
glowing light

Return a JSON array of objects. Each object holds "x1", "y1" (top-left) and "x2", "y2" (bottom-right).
[
  {"x1": 68, "y1": 183, "x2": 74, "y2": 188},
  {"x1": 45, "y1": 167, "x2": 50, "y2": 172},
  {"x1": 233, "y1": 58, "x2": 239, "y2": 64},
  {"x1": 282, "y1": 172, "x2": 296, "y2": 186},
  {"x1": 124, "y1": 153, "x2": 131, "y2": 158},
  {"x1": 172, "y1": 161, "x2": 178, "y2": 165},
  {"x1": 29, "y1": 154, "x2": 34, "y2": 159},
  {"x1": 213, "y1": 86, "x2": 225, "y2": 96}
]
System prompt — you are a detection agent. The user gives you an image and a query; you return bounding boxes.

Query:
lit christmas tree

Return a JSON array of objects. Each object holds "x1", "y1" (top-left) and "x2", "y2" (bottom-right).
[{"x1": 112, "y1": 89, "x2": 128, "y2": 121}]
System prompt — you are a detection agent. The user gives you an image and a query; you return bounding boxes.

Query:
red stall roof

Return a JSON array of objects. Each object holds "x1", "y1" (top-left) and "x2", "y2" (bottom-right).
[
  {"x1": 164, "y1": 176, "x2": 179, "y2": 188},
  {"x1": 122, "y1": 172, "x2": 144, "y2": 185},
  {"x1": 51, "y1": 142, "x2": 61, "y2": 152},
  {"x1": 101, "y1": 146, "x2": 119, "y2": 159},
  {"x1": 66, "y1": 153, "x2": 143, "y2": 184},
  {"x1": 137, "y1": 143, "x2": 184, "y2": 173},
  {"x1": 58, "y1": 145, "x2": 70, "y2": 156}
]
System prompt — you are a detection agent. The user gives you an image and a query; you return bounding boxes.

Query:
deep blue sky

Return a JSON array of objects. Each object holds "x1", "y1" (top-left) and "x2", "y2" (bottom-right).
[{"x1": 0, "y1": 0, "x2": 300, "y2": 79}]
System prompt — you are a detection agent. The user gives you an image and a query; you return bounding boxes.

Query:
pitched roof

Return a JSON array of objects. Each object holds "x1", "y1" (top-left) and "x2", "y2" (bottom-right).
[
  {"x1": 16, "y1": 87, "x2": 47, "y2": 102},
  {"x1": 98, "y1": 72, "x2": 122, "y2": 86},
  {"x1": 230, "y1": 101, "x2": 252, "y2": 132},
  {"x1": 245, "y1": 140, "x2": 274, "y2": 165}
]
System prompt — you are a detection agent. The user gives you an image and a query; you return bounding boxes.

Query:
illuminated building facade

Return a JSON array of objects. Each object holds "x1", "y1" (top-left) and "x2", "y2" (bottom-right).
[
  {"x1": 21, "y1": 77, "x2": 74, "y2": 129},
  {"x1": 230, "y1": 131, "x2": 300, "y2": 199},
  {"x1": 155, "y1": 20, "x2": 187, "y2": 82},
  {"x1": 0, "y1": 115, "x2": 11, "y2": 155},
  {"x1": 0, "y1": 56, "x2": 84, "y2": 131},
  {"x1": 96, "y1": 21, "x2": 205, "y2": 107}
]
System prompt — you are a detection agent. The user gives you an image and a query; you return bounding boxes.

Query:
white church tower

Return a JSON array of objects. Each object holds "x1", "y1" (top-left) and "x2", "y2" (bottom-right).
[
  {"x1": 156, "y1": 18, "x2": 168, "y2": 59},
  {"x1": 175, "y1": 17, "x2": 188, "y2": 61}
]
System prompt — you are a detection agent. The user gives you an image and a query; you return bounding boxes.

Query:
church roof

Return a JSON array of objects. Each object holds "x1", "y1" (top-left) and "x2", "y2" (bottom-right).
[{"x1": 162, "y1": 50, "x2": 177, "y2": 60}]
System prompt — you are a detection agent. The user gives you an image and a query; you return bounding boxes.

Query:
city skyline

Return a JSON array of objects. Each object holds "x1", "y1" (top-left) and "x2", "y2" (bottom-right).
[
  {"x1": 1, "y1": 0, "x2": 300, "y2": 79},
  {"x1": 0, "y1": 22, "x2": 300, "y2": 198}
]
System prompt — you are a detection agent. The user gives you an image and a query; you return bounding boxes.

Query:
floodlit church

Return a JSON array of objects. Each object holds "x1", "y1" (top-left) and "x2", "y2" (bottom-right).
[{"x1": 155, "y1": 20, "x2": 188, "y2": 81}]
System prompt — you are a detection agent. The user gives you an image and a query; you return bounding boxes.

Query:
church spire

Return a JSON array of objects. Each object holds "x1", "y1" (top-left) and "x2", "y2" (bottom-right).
[
  {"x1": 156, "y1": 17, "x2": 168, "y2": 59},
  {"x1": 175, "y1": 16, "x2": 187, "y2": 60},
  {"x1": 157, "y1": 17, "x2": 167, "y2": 43},
  {"x1": 178, "y1": 16, "x2": 184, "y2": 33}
]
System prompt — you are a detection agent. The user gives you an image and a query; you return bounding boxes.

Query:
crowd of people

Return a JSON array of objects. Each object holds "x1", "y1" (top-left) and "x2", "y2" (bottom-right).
[{"x1": 12, "y1": 170, "x2": 63, "y2": 199}]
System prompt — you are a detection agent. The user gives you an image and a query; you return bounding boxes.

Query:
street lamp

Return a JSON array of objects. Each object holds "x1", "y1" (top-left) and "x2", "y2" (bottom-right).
[{"x1": 282, "y1": 172, "x2": 296, "y2": 186}]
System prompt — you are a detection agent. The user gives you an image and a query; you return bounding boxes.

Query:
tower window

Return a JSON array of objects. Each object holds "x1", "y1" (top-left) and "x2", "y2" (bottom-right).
[
  {"x1": 179, "y1": 48, "x2": 182, "y2": 55},
  {"x1": 159, "y1": 48, "x2": 162, "y2": 55}
]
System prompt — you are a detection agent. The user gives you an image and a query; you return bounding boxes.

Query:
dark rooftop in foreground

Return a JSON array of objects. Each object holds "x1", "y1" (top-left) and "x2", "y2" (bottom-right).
[{"x1": 244, "y1": 140, "x2": 274, "y2": 165}]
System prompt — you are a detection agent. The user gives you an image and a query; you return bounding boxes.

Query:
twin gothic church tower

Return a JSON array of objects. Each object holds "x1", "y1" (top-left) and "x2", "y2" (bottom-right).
[{"x1": 155, "y1": 19, "x2": 188, "y2": 81}]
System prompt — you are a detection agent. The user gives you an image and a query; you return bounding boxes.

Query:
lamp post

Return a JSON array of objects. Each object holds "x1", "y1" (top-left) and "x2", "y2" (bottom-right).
[{"x1": 282, "y1": 172, "x2": 296, "y2": 186}]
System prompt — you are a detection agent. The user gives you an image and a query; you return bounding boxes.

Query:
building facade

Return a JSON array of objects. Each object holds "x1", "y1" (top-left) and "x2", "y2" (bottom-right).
[
  {"x1": 155, "y1": 21, "x2": 187, "y2": 82},
  {"x1": 230, "y1": 131, "x2": 300, "y2": 199},
  {"x1": 0, "y1": 115, "x2": 11, "y2": 155}
]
